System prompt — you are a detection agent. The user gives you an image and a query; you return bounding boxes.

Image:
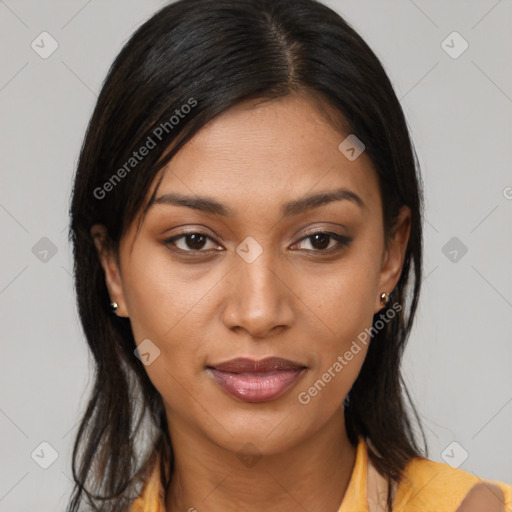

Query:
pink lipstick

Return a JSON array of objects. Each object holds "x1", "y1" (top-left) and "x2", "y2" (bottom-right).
[{"x1": 207, "y1": 357, "x2": 306, "y2": 403}]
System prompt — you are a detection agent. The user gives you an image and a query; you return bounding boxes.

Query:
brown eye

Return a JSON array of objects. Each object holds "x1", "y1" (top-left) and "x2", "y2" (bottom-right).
[
  {"x1": 294, "y1": 231, "x2": 352, "y2": 253},
  {"x1": 309, "y1": 233, "x2": 330, "y2": 250},
  {"x1": 181, "y1": 233, "x2": 207, "y2": 250},
  {"x1": 164, "y1": 232, "x2": 221, "y2": 253}
]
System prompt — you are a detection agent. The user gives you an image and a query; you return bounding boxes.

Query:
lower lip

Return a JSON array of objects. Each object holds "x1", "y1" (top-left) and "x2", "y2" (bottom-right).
[{"x1": 207, "y1": 368, "x2": 305, "y2": 403}]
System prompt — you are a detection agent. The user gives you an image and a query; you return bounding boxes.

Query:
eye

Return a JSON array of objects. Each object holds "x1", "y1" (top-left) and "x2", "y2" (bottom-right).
[
  {"x1": 292, "y1": 231, "x2": 352, "y2": 253},
  {"x1": 164, "y1": 232, "x2": 222, "y2": 254},
  {"x1": 163, "y1": 230, "x2": 352, "y2": 257}
]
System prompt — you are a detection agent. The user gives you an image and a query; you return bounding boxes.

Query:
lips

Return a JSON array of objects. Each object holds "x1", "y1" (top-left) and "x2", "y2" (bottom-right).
[
  {"x1": 206, "y1": 357, "x2": 307, "y2": 403},
  {"x1": 209, "y1": 357, "x2": 305, "y2": 373}
]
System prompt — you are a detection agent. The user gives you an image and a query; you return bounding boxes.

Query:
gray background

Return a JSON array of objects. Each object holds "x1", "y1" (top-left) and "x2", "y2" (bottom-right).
[{"x1": 1, "y1": 0, "x2": 511, "y2": 510}]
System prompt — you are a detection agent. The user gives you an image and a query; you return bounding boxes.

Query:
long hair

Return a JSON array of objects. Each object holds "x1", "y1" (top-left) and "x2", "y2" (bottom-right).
[{"x1": 68, "y1": 0, "x2": 426, "y2": 510}]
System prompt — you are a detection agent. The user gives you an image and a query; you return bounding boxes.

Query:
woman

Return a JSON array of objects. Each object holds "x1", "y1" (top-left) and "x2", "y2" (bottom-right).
[{"x1": 67, "y1": 0, "x2": 512, "y2": 510}]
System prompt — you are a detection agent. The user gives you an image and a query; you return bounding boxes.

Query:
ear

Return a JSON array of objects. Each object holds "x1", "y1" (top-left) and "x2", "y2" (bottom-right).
[
  {"x1": 90, "y1": 224, "x2": 129, "y2": 318},
  {"x1": 375, "y1": 205, "x2": 411, "y2": 313}
]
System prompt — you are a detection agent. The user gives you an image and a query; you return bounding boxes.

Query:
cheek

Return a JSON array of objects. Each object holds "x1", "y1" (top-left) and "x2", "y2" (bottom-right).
[
  {"x1": 304, "y1": 250, "x2": 382, "y2": 344},
  {"x1": 122, "y1": 245, "x2": 212, "y2": 339},
  {"x1": 120, "y1": 248, "x2": 216, "y2": 392},
  {"x1": 122, "y1": 265, "x2": 209, "y2": 414},
  {"x1": 294, "y1": 241, "x2": 382, "y2": 399},
  {"x1": 294, "y1": 279, "x2": 375, "y2": 418}
]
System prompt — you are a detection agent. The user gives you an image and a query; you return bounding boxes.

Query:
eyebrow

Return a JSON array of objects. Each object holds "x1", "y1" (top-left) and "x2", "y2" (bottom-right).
[{"x1": 150, "y1": 187, "x2": 365, "y2": 217}]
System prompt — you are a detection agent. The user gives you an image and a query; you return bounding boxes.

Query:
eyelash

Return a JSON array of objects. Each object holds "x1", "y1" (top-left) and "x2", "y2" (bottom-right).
[{"x1": 163, "y1": 230, "x2": 352, "y2": 257}]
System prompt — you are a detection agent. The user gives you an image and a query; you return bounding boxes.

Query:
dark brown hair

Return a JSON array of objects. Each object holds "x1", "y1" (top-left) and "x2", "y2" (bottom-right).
[{"x1": 68, "y1": 0, "x2": 426, "y2": 510}]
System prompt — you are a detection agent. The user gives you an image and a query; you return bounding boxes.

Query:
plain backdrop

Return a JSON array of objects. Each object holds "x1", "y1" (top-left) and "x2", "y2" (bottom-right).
[{"x1": 0, "y1": 0, "x2": 511, "y2": 510}]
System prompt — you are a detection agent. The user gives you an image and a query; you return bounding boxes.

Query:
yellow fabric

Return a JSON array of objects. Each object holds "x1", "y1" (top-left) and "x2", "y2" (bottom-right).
[{"x1": 130, "y1": 436, "x2": 512, "y2": 511}]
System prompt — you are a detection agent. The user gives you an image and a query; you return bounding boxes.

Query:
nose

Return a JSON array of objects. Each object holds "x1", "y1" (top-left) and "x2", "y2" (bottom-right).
[{"x1": 221, "y1": 246, "x2": 295, "y2": 339}]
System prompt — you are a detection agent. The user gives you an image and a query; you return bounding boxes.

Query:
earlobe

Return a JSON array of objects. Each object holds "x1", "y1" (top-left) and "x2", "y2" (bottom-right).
[
  {"x1": 90, "y1": 224, "x2": 129, "y2": 318},
  {"x1": 375, "y1": 206, "x2": 411, "y2": 313}
]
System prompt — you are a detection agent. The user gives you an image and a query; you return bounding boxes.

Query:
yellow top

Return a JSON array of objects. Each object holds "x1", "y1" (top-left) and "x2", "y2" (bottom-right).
[{"x1": 130, "y1": 436, "x2": 512, "y2": 511}]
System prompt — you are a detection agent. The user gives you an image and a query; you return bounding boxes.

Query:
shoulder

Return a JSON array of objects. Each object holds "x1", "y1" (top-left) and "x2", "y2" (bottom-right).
[
  {"x1": 456, "y1": 482, "x2": 508, "y2": 511},
  {"x1": 130, "y1": 450, "x2": 167, "y2": 512},
  {"x1": 392, "y1": 455, "x2": 512, "y2": 512}
]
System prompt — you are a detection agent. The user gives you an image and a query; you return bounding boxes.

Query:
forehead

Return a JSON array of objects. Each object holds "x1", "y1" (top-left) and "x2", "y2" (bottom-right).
[
  {"x1": 124, "y1": 92, "x2": 383, "y2": 252},
  {"x1": 152, "y1": 93, "x2": 379, "y2": 211}
]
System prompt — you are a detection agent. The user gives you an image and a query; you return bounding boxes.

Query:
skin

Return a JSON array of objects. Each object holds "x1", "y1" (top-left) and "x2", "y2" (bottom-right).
[
  {"x1": 456, "y1": 483, "x2": 505, "y2": 512},
  {"x1": 92, "y1": 91, "x2": 412, "y2": 511}
]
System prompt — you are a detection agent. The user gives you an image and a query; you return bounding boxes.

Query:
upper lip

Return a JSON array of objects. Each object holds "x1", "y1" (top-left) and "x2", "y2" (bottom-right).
[{"x1": 208, "y1": 357, "x2": 306, "y2": 374}]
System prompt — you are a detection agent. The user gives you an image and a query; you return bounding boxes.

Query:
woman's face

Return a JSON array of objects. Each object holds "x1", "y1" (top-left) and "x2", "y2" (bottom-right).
[{"x1": 93, "y1": 92, "x2": 410, "y2": 456}]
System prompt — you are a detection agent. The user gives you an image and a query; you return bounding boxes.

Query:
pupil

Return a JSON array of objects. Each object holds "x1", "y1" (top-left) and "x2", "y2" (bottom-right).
[
  {"x1": 311, "y1": 233, "x2": 329, "y2": 250},
  {"x1": 187, "y1": 234, "x2": 206, "y2": 250}
]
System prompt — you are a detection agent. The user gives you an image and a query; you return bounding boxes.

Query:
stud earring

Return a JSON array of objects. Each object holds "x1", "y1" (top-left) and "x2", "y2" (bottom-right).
[
  {"x1": 110, "y1": 301, "x2": 118, "y2": 313},
  {"x1": 380, "y1": 293, "x2": 389, "y2": 307}
]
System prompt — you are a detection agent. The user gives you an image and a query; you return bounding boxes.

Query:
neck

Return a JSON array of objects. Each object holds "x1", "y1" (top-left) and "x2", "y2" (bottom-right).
[{"x1": 164, "y1": 407, "x2": 357, "y2": 512}]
